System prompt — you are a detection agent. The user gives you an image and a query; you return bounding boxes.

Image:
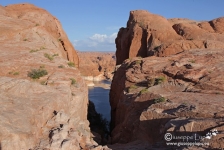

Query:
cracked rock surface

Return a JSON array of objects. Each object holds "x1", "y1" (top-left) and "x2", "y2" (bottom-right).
[
  {"x1": 0, "y1": 3, "x2": 109, "y2": 150},
  {"x1": 110, "y1": 10, "x2": 224, "y2": 149}
]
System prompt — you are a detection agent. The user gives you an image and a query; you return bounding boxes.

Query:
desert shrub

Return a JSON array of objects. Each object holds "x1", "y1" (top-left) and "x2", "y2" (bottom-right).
[
  {"x1": 23, "y1": 38, "x2": 28, "y2": 41},
  {"x1": 134, "y1": 60, "x2": 142, "y2": 65},
  {"x1": 28, "y1": 69, "x2": 48, "y2": 79},
  {"x1": 68, "y1": 62, "x2": 75, "y2": 67},
  {"x1": 13, "y1": 72, "x2": 19, "y2": 75},
  {"x1": 52, "y1": 53, "x2": 59, "y2": 57},
  {"x1": 155, "y1": 76, "x2": 166, "y2": 85},
  {"x1": 58, "y1": 65, "x2": 65, "y2": 68},
  {"x1": 147, "y1": 78, "x2": 155, "y2": 87},
  {"x1": 9, "y1": 71, "x2": 19, "y2": 75},
  {"x1": 128, "y1": 85, "x2": 138, "y2": 93},
  {"x1": 154, "y1": 97, "x2": 166, "y2": 103},
  {"x1": 44, "y1": 53, "x2": 54, "y2": 61},
  {"x1": 30, "y1": 49, "x2": 39, "y2": 53},
  {"x1": 139, "y1": 88, "x2": 148, "y2": 95},
  {"x1": 40, "y1": 46, "x2": 45, "y2": 50},
  {"x1": 189, "y1": 59, "x2": 196, "y2": 63},
  {"x1": 70, "y1": 78, "x2": 76, "y2": 85}
]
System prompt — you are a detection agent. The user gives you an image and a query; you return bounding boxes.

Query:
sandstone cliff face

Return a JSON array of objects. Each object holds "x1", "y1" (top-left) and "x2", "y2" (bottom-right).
[
  {"x1": 111, "y1": 10, "x2": 224, "y2": 149},
  {"x1": 115, "y1": 10, "x2": 224, "y2": 65},
  {"x1": 1, "y1": 3, "x2": 79, "y2": 67},
  {"x1": 0, "y1": 4, "x2": 101, "y2": 150},
  {"x1": 78, "y1": 52, "x2": 115, "y2": 81}
]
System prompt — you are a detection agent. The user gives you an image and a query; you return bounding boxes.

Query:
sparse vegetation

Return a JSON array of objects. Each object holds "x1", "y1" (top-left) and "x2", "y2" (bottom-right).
[
  {"x1": 147, "y1": 78, "x2": 155, "y2": 87},
  {"x1": 30, "y1": 46, "x2": 46, "y2": 53},
  {"x1": 155, "y1": 76, "x2": 166, "y2": 85},
  {"x1": 8, "y1": 71, "x2": 19, "y2": 75},
  {"x1": 128, "y1": 85, "x2": 138, "y2": 93},
  {"x1": 68, "y1": 61, "x2": 75, "y2": 67},
  {"x1": 44, "y1": 53, "x2": 54, "y2": 61},
  {"x1": 30, "y1": 49, "x2": 39, "y2": 53},
  {"x1": 13, "y1": 72, "x2": 19, "y2": 75},
  {"x1": 139, "y1": 88, "x2": 148, "y2": 95},
  {"x1": 35, "y1": 23, "x2": 40, "y2": 26},
  {"x1": 189, "y1": 59, "x2": 196, "y2": 63},
  {"x1": 27, "y1": 68, "x2": 48, "y2": 79},
  {"x1": 52, "y1": 53, "x2": 59, "y2": 57},
  {"x1": 23, "y1": 38, "x2": 28, "y2": 41},
  {"x1": 40, "y1": 46, "x2": 45, "y2": 50},
  {"x1": 147, "y1": 76, "x2": 166, "y2": 87},
  {"x1": 182, "y1": 102, "x2": 188, "y2": 106},
  {"x1": 70, "y1": 78, "x2": 76, "y2": 85},
  {"x1": 44, "y1": 53, "x2": 58, "y2": 61},
  {"x1": 58, "y1": 65, "x2": 65, "y2": 68},
  {"x1": 154, "y1": 97, "x2": 166, "y2": 103},
  {"x1": 58, "y1": 38, "x2": 62, "y2": 42},
  {"x1": 135, "y1": 60, "x2": 141, "y2": 65}
]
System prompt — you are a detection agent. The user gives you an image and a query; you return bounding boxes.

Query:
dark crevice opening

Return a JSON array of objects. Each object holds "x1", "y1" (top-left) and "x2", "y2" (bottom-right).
[{"x1": 87, "y1": 100, "x2": 111, "y2": 145}]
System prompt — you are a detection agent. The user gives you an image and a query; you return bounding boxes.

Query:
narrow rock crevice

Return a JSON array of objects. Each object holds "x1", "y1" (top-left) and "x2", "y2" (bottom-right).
[{"x1": 87, "y1": 100, "x2": 111, "y2": 145}]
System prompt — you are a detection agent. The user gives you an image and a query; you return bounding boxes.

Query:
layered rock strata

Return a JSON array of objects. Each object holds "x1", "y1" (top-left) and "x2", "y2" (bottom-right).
[
  {"x1": 78, "y1": 52, "x2": 115, "y2": 83},
  {"x1": 0, "y1": 3, "x2": 107, "y2": 150},
  {"x1": 111, "y1": 10, "x2": 224, "y2": 149},
  {"x1": 115, "y1": 10, "x2": 224, "y2": 65}
]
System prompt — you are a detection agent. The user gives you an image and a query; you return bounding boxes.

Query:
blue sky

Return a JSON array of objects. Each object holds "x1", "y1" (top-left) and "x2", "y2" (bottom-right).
[{"x1": 1, "y1": 0, "x2": 224, "y2": 51}]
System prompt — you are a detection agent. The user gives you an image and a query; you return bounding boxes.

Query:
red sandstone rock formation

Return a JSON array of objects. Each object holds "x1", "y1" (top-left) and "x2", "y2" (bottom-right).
[
  {"x1": 1, "y1": 3, "x2": 79, "y2": 67},
  {"x1": 0, "y1": 3, "x2": 108, "y2": 150},
  {"x1": 111, "y1": 10, "x2": 224, "y2": 149},
  {"x1": 115, "y1": 10, "x2": 224, "y2": 65},
  {"x1": 78, "y1": 51, "x2": 116, "y2": 80}
]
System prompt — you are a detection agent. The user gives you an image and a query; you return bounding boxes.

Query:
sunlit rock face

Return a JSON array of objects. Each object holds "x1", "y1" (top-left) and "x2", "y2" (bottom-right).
[
  {"x1": 0, "y1": 3, "x2": 109, "y2": 150},
  {"x1": 78, "y1": 51, "x2": 116, "y2": 82},
  {"x1": 115, "y1": 10, "x2": 224, "y2": 65},
  {"x1": 110, "y1": 10, "x2": 224, "y2": 149}
]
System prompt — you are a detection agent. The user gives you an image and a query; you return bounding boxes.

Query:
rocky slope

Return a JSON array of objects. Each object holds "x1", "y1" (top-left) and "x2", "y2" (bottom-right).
[
  {"x1": 78, "y1": 52, "x2": 115, "y2": 83},
  {"x1": 115, "y1": 10, "x2": 224, "y2": 65},
  {"x1": 110, "y1": 10, "x2": 224, "y2": 149},
  {"x1": 0, "y1": 4, "x2": 107, "y2": 150}
]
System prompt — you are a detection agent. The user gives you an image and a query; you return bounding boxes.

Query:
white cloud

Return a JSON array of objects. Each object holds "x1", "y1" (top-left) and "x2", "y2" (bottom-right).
[
  {"x1": 73, "y1": 33, "x2": 117, "y2": 51},
  {"x1": 89, "y1": 34, "x2": 107, "y2": 42}
]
